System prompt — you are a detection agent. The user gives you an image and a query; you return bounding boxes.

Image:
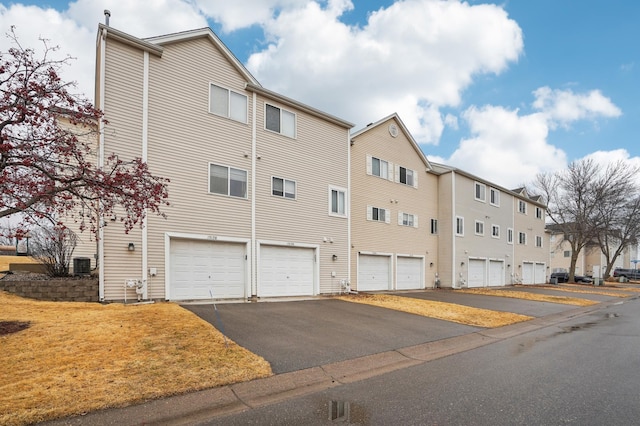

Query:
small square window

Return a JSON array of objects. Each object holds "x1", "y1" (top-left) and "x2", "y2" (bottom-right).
[
  {"x1": 209, "y1": 163, "x2": 247, "y2": 198},
  {"x1": 401, "y1": 213, "x2": 415, "y2": 227},
  {"x1": 564, "y1": 250, "x2": 570, "y2": 258},
  {"x1": 372, "y1": 157, "x2": 389, "y2": 179},
  {"x1": 491, "y1": 225, "x2": 500, "y2": 238},
  {"x1": 210, "y1": 84, "x2": 247, "y2": 123},
  {"x1": 272, "y1": 177, "x2": 296, "y2": 199},
  {"x1": 399, "y1": 166, "x2": 414, "y2": 186},
  {"x1": 373, "y1": 207, "x2": 386, "y2": 222},
  {"x1": 266, "y1": 104, "x2": 296, "y2": 138}
]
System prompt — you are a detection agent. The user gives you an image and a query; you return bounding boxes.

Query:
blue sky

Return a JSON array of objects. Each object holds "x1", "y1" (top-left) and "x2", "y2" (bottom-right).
[{"x1": 1, "y1": 0, "x2": 638, "y2": 188}]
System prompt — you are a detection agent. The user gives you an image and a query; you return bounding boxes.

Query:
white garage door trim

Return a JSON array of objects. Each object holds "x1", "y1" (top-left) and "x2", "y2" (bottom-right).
[
  {"x1": 165, "y1": 233, "x2": 250, "y2": 301},
  {"x1": 488, "y1": 259, "x2": 505, "y2": 287},
  {"x1": 522, "y1": 261, "x2": 534, "y2": 284},
  {"x1": 257, "y1": 241, "x2": 318, "y2": 298},
  {"x1": 467, "y1": 258, "x2": 486, "y2": 288},
  {"x1": 396, "y1": 256, "x2": 424, "y2": 290},
  {"x1": 534, "y1": 262, "x2": 546, "y2": 284},
  {"x1": 358, "y1": 253, "x2": 392, "y2": 291}
]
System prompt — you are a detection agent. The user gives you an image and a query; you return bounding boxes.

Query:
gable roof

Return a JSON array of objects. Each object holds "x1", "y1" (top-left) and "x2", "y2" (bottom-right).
[
  {"x1": 98, "y1": 24, "x2": 260, "y2": 86},
  {"x1": 350, "y1": 113, "x2": 432, "y2": 171}
]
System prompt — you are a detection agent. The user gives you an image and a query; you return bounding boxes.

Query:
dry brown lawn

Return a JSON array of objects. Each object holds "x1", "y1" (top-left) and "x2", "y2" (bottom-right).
[
  {"x1": 337, "y1": 293, "x2": 533, "y2": 328},
  {"x1": 0, "y1": 256, "x2": 40, "y2": 275},
  {"x1": 0, "y1": 291, "x2": 272, "y2": 426},
  {"x1": 458, "y1": 288, "x2": 598, "y2": 306},
  {"x1": 529, "y1": 284, "x2": 633, "y2": 298}
]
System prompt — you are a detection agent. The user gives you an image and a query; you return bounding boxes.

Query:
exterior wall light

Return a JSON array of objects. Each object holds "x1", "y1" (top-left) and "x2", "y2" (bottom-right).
[{"x1": 128, "y1": 243, "x2": 135, "y2": 251}]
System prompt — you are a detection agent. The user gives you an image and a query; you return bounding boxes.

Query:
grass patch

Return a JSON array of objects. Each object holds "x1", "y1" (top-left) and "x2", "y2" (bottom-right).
[
  {"x1": 458, "y1": 288, "x2": 598, "y2": 306},
  {"x1": 0, "y1": 291, "x2": 272, "y2": 426},
  {"x1": 530, "y1": 285, "x2": 632, "y2": 298},
  {"x1": 0, "y1": 255, "x2": 40, "y2": 274},
  {"x1": 337, "y1": 293, "x2": 533, "y2": 328}
]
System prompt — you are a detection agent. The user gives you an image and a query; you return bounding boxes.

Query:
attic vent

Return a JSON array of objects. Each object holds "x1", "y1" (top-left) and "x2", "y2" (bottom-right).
[{"x1": 388, "y1": 124, "x2": 398, "y2": 138}]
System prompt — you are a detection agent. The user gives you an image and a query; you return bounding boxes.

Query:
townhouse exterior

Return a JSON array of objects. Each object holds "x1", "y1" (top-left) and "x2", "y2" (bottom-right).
[
  {"x1": 83, "y1": 24, "x2": 552, "y2": 301},
  {"x1": 430, "y1": 166, "x2": 548, "y2": 287},
  {"x1": 94, "y1": 24, "x2": 353, "y2": 301},
  {"x1": 349, "y1": 114, "x2": 439, "y2": 292}
]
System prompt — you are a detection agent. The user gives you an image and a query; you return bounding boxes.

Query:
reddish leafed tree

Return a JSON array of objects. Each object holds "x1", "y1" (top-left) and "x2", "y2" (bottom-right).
[{"x1": 0, "y1": 28, "x2": 169, "y2": 237}]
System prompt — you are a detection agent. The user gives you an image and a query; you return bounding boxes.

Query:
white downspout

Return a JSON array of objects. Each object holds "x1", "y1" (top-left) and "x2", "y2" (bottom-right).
[
  {"x1": 346, "y1": 129, "x2": 351, "y2": 291},
  {"x1": 251, "y1": 92, "x2": 257, "y2": 298},
  {"x1": 451, "y1": 171, "x2": 457, "y2": 289},
  {"x1": 98, "y1": 28, "x2": 107, "y2": 301},
  {"x1": 141, "y1": 51, "x2": 149, "y2": 300}
]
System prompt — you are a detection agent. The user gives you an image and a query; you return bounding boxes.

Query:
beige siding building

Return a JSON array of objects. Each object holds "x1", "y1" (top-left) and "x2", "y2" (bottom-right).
[
  {"x1": 349, "y1": 114, "x2": 439, "y2": 291},
  {"x1": 431, "y1": 165, "x2": 548, "y2": 287},
  {"x1": 95, "y1": 25, "x2": 352, "y2": 301}
]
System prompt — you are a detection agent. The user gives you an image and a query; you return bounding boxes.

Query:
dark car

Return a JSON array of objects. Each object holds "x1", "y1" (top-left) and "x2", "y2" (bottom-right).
[
  {"x1": 549, "y1": 272, "x2": 593, "y2": 284},
  {"x1": 612, "y1": 268, "x2": 640, "y2": 280}
]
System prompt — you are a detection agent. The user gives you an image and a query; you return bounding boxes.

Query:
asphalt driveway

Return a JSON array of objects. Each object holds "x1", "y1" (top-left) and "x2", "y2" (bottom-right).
[{"x1": 183, "y1": 299, "x2": 479, "y2": 374}]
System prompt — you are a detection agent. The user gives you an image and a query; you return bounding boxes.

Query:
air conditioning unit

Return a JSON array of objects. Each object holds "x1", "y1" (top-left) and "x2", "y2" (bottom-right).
[{"x1": 73, "y1": 257, "x2": 91, "y2": 276}]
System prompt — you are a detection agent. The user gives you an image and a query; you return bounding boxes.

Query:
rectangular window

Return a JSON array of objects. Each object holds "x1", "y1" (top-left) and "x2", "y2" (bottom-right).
[
  {"x1": 209, "y1": 163, "x2": 247, "y2": 198},
  {"x1": 399, "y1": 166, "x2": 414, "y2": 186},
  {"x1": 519, "y1": 232, "x2": 527, "y2": 245},
  {"x1": 507, "y1": 228, "x2": 514, "y2": 244},
  {"x1": 372, "y1": 157, "x2": 389, "y2": 179},
  {"x1": 456, "y1": 216, "x2": 464, "y2": 236},
  {"x1": 272, "y1": 177, "x2": 296, "y2": 199},
  {"x1": 430, "y1": 219, "x2": 438, "y2": 235},
  {"x1": 475, "y1": 182, "x2": 486, "y2": 202},
  {"x1": 490, "y1": 188, "x2": 500, "y2": 206},
  {"x1": 518, "y1": 200, "x2": 527, "y2": 214},
  {"x1": 400, "y1": 213, "x2": 415, "y2": 227},
  {"x1": 564, "y1": 250, "x2": 570, "y2": 258},
  {"x1": 266, "y1": 104, "x2": 296, "y2": 138},
  {"x1": 209, "y1": 84, "x2": 247, "y2": 123},
  {"x1": 475, "y1": 220, "x2": 484, "y2": 236},
  {"x1": 491, "y1": 224, "x2": 500, "y2": 238},
  {"x1": 536, "y1": 235, "x2": 543, "y2": 247},
  {"x1": 329, "y1": 186, "x2": 346, "y2": 217},
  {"x1": 535, "y1": 207, "x2": 543, "y2": 219},
  {"x1": 367, "y1": 206, "x2": 389, "y2": 223}
]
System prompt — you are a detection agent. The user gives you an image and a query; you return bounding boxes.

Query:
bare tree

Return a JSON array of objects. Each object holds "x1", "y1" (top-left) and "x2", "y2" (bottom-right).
[
  {"x1": 29, "y1": 225, "x2": 78, "y2": 277},
  {"x1": 533, "y1": 159, "x2": 639, "y2": 282}
]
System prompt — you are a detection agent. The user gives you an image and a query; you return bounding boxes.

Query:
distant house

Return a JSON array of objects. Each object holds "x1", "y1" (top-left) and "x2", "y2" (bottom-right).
[
  {"x1": 349, "y1": 114, "x2": 439, "y2": 291},
  {"x1": 94, "y1": 24, "x2": 353, "y2": 301}
]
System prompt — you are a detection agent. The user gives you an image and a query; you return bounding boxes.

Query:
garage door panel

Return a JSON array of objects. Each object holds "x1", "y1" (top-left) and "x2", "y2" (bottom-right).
[
  {"x1": 522, "y1": 262, "x2": 534, "y2": 284},
  {"x1": 489, "y1": 260, "x2": 505, "y2": 286},
  {"x1": 468, "y1": 259, "x2": 486, "y2": 288},
  {"x1": 358, "y1": 255, "x2": 391, "y2": 291},
  {"x1": 397, "y1": 257, "x2": 423, "y2": 290},
  {"x1": 170, "y1": 239, "x2": 246, "y2": 300},
  {"x1": 534, "y1": 263, "x2": 546, "y2": 284},
  {"x1": 259, "y1": 246, "x2": 315, "y2": 297}
]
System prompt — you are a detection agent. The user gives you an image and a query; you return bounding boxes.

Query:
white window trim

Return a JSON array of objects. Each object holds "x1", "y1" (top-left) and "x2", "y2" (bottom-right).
[
  {"x1": 519, "y1": 232, "x2": 527, "y2": 245},
  {"x1": 209, "y1": 83, "x2": 248, "y2": 123},
  {"x1": 367, "y1": 205, "x2": 391, "y2": 223},
  {"x1": 328, "y1": 185, "x2": 347, "y2": 218},
  {"x1": 475, "y1": 220, "x2": 485, "y2": 236},
  {"x1": 535, "y1": 235, "x2": 543, "y2": 248},
  {"x1": 366, "y1": 155, "x2": 394, "y2": 181},
  {"x1": 474, "y1": 182, "x2": 486, "y2": 202},
  {"x1": 507, "y1": 227, "x2": 514, "y2": 245},
  {"x1": 271, "y1": 176, "x2": 296, "y2": 200},
  {"x1": 535, "y1": 206, "x2": 543, "y2": 219},
  {"x1": 208, "y1": 162, "x2": 248, "y2": 199},
  {"x1": 265, "y1": 103, "x2": 296, "y2": 138},
  {"x1": 490, "y1": 187, "x2": 500, "y2": 207},
  {"x1": 395, "y1": 164, "x2": 418, "y2": 188},
  {"x1": 456, "y1": 216, "x2": 464, "y2": 236},
  {"x1": 430, "y1": 218, "x2": 438, "y2": 235},
  {"x1": 398, "y1": 211, "x2": 418, "y2": 228},
  {"x1": 491, "y1": 224, "x2": 500, "y2": 239},
  {"x1": 518, "y1": 200, "x2": 527, "y2": 214}
]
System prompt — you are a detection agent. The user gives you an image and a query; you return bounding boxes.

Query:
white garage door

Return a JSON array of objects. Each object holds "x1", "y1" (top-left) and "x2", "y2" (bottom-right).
[
  {"x1": 534, "y1": 262, "x2": 546, "y2": 284},
  {"x1": 467, "y1": 259, "x2": 486, "y2": 288},
  {"x1": 259, "y1": 245, "x2": 315, "y2": 297},
  {"x1": 397, "y1": 257, "x2": 423, "y2": 290},
  {"x1": 489, "y1": 260, "x2": 505, "y2": 286},
  {"x1": 170, "y1": 239, "x2": 246, "y2": 300},
  {"x1": 522, "y1": 262, "x2": 534, "y2": 284},
  {"x1": 358, "y1": 254, "x2": 391, "y2": 291}
]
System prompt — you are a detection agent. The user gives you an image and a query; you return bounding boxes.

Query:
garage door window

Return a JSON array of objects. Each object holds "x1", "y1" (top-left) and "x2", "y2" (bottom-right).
[{"x1": 209, "y1": 163, "x2": 247, "y2": 198}]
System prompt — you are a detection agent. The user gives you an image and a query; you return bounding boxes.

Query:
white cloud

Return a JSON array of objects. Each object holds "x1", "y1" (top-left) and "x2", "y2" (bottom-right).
[
  {"x1": 246, "y1": 0, "x2": 523, "y2": 143},
  {"x1": 532, "y1": 86, "x2": 622, "y2": 129},
  {"x1": 447, "y1": 105, "x2": 567, "y2": 188}
]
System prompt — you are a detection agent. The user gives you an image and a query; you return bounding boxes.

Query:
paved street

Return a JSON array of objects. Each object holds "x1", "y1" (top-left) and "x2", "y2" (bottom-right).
[{"x1": 205, "y1": 296, "x2": 640, "y2": 425}]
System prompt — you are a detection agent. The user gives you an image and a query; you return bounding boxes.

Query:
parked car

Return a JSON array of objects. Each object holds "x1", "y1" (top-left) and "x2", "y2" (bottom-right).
[
  {"x1": 612, "y1": 268, "x2": 640, "y2": 280},
  {"x1": 549, "y1": 272, "x2": 593, "y2": 284}
]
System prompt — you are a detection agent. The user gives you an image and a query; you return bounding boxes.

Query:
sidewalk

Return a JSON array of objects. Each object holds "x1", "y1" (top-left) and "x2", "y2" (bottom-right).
[{"x1": 42, "y1": 296, "x2": 626, "y2": 426}]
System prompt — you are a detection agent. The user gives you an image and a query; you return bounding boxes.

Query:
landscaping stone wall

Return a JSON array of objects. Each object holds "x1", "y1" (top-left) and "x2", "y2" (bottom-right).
[{"x1": 0, "y1": 278, "x2": 99, "y2": 302}]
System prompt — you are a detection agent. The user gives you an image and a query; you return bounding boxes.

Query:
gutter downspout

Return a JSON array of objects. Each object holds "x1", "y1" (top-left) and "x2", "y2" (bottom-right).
[
  {"x1": 141, "y1": 50, "x2": 149, "y2": 300},
  {"x1": 346, "y1": 129, "x2": 351, "y2": 291},
  {"x1": 98, "y1": 27, "x2": 107, "y2": 301},
  {"x1": 251, "y1": 92, "x2": 257, "y2": 298},
  {"x1": 451, "y1": 171, "x2": 457, "y2": 289}
]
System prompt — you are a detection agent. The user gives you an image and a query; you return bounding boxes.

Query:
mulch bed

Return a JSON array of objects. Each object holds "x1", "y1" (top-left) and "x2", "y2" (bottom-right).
[{"x1": 0, "y1": 321, "x2": 31, "y2": 336}]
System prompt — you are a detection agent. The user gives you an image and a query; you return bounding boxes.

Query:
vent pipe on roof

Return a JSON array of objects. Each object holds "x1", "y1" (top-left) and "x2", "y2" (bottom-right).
[{"x1": 104, "y1": 9, "x2": 111, "y2": 26}]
